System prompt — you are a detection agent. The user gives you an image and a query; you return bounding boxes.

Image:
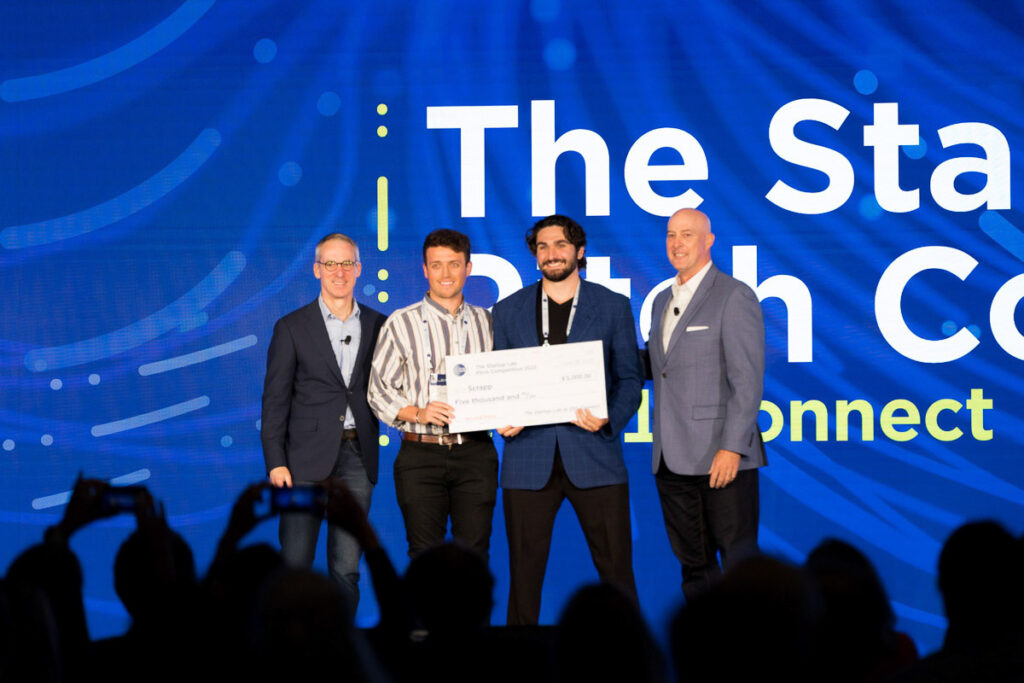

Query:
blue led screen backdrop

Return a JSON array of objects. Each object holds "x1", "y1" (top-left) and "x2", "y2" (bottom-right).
[{"x1": 2, "y1": 0, "x2": 1023, "y2": 651}]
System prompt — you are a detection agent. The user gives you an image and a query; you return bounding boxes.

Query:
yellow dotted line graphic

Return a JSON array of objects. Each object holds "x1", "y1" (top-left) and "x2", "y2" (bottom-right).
[{"x1": 376, "y1": 102, "x2": 390, "y2": 305}]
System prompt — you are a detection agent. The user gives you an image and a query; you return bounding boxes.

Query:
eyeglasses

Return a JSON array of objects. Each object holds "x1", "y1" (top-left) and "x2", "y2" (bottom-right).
[{"x1": 317, "y1": 260, "x2": 359, "y2": 272}]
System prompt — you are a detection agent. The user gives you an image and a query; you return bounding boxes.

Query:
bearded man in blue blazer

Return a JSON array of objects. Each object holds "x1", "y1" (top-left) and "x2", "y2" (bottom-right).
[
  {"x1": 261, "y1": 233, "x2": 385, "y2": 609},
  {"x1": 647, "y1": 208, "x2": 766, "y2": 602},
  {"x1": 493, "y1": 214, "x2": 643, "y2": 625}
]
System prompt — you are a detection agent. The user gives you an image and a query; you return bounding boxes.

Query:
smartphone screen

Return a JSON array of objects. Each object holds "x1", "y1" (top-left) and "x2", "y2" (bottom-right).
[
  {"x1": 101, "y1": 485, "x2": 144, "y2": 512},
  {"x1": 263, "y1": 484, "x2": 327, "y2": 514}
]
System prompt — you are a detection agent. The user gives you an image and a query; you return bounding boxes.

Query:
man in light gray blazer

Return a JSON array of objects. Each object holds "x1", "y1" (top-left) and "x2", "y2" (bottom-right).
[{"x1": 647, "y1": 208, "x2": 766, "y2": 601}]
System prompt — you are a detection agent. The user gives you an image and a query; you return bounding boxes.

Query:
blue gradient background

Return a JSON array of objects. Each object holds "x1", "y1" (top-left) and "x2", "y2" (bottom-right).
[{"x1": 2, "y1": 0, "x2": 1023, "y2": 652}]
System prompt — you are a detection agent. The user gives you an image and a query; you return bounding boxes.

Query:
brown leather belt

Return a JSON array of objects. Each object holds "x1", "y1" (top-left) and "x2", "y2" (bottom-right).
[
  {"x1": 401, "y1": 431, "x2": 489, "y2": 446},
  {"x1": 341, "y1": 429, "x2": 358, "y2": 441}
]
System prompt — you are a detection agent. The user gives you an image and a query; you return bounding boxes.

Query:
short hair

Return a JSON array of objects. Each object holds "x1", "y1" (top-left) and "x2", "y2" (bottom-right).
[
  {"x1": 315, "y1": 233, "x2": 360, "y2": 262},
  {"x1": 526, "y1": 214, "x2": 587, "y2": 270},
  {"x1": 422, "y1": 229, "x2": 471, "y2": 263}
]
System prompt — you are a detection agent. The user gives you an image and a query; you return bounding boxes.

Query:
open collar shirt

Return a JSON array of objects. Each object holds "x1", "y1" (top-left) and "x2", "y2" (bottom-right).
[
  {"x1": 319, "y1": 295, "x2": 361, "y2": 428},
  {"x1": 662, "y1": 259, "x2": 712, "y2": 352},
  {"x1": 368, "y1": 293, "x2": 493, "y2": 435}
]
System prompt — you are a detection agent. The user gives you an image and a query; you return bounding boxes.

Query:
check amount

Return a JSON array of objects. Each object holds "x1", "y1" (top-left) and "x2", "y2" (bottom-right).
[{"x1": 445, "y1": 340, "x2": 607, "y2": 433}]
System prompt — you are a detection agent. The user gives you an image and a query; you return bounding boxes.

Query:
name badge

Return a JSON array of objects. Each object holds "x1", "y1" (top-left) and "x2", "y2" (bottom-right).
[{"x1": 429, "y1": 372, "x2": 448, "y2": 403}]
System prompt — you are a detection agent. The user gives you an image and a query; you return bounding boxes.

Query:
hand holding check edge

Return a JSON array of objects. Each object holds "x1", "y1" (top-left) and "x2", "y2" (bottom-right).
[
  {"x1": 419, "y1": 400, "x2": 455, "y2": 426},
  {"x1": 397, "y1": 401, "x2": 454, "y2": 426},
  {"x1": 572, "y1": 408, "x2": 608, "y2": 433},
  {"x1": 497, "y1": 407, "x2": 607, "y2": 438}
]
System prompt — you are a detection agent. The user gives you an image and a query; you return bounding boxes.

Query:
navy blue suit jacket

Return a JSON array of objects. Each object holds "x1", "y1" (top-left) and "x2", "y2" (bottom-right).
[
  {"x1": 492, "y1": 280, "x2": 643, "y2": 490},
  {"x1": 261, "y1": 299, "x2": 385, "y2": 484}
]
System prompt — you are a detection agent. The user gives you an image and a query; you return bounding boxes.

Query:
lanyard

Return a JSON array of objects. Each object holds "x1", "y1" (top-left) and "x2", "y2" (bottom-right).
[
  {"x1": 541, "y1": 285, "x2": 580, "y2": 346},
  {"x1": 420, "y1": 303, "x2": 471, "y2": 372}
]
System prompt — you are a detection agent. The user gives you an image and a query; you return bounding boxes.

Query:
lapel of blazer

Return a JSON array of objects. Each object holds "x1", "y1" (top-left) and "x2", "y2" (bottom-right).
[
  {"x1": 650, "y1": 286, "x2": 672, "y2": 365},
  {"x1": 348, "y1": 304, "x2": 376, "y2": 388},
  {"x1": 302, "y1": 299, "x2": 345, "y2": 386},
  {"x1": 666, "y1": 264, "x2": 718, "y2": 357},
  {"x1": 513, "y1": 282, "x2": 542, "y2": 347},
  {"x1": 565, "y1": 279, "x2": 596, "y2": 343}
]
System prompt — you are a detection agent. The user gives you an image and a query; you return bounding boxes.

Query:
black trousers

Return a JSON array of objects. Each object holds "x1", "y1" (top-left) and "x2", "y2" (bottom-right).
[
  {"x1": 655, "y1": 459, "x2": 759, "y2": 602},
  {"x1": 503, "y1": 451, "x2": 638, "y2": 625},
  {"x1": 393, "y1": 437, "x2": 498, "y2": 561}
]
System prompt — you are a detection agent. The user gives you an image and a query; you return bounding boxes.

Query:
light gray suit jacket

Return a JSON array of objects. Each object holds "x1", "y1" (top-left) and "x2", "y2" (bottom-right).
[{"x1": 648, "y1": 263, "x2": 766, "y2": 476}]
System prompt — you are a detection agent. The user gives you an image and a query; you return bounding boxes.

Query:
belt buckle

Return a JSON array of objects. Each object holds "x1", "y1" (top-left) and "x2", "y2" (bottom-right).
[{"x1": 439, "y1": 433, "x2": 464, "y2": 447}]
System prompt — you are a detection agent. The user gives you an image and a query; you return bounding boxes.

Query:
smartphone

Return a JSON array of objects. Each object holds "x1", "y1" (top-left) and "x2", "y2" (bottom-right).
[
  {"x1": 101, "y1": 485, "x2": 146, "y2": 512},
  {"x1": 265, "y1": 484, "x2": 327, "y2": 513}
]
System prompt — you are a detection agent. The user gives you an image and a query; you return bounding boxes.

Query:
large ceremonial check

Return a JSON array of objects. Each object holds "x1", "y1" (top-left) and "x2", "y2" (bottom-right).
[{"x1": 445, "y1": 340, "x2": 608, "y2": 433}]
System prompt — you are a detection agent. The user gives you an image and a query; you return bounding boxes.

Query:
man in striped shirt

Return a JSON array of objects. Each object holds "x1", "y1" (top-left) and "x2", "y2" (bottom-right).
[{"x1": 368, "y1": 229, "x2": 498, "y2": 561}]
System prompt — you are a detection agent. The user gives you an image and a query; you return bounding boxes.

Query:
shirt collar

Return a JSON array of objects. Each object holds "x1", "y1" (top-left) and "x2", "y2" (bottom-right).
[
  {"x1": 422, "y1": 293, "x2": 464, "y2": 318},
  {"x1": 672, "y1": 260, "x2": 712, "y2": 298},
  {"x1": 319, "y1": 295, "x2": 360, "y2": 321}
]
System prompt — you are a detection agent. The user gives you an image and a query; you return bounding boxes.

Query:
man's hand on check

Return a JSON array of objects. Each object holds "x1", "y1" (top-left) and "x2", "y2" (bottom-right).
[
  {"x1": 497, "y1": 426, "x2": 524, "y2": 438},
  {"x1": 573, "y1": 409, "x2": 609, "y2": 433},
  {"x1": 421, "y1": 401, "x2": 454, "y2": 426}
]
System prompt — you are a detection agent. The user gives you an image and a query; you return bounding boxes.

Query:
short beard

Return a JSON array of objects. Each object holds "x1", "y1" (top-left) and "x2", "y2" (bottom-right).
[{"x1": 541, "y1": 259, "x2": 577, "y2": 282}]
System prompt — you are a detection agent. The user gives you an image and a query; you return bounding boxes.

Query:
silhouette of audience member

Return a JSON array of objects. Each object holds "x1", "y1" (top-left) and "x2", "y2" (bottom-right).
[
  {"x1": 387, "y1": 542, "x2": 496, "y2": 682},
  {"x1": 28, "y1": 476, "x2": 1022, "y2": 683},
  {"x1": 114, "y1": 527, "x2": 197, "y2": 623},
  {"x1": 3, "y1": 555, "x2": 73, "y2": 683},
  {"x1": 6, "y1": 478, "x2": 120, "y2": 682},
  {"x1": 91, "y1": 526, "x2": 199, "y2": 683},
  {"x1": 671, "y1": 555, "x2": 816, "y2": 682},
  {"x1": 200, "y1": 480, "x2": 398, "y2": 681},
  {"x1": 201, "y1": 542, "x2": 284, "y2": 670},
  {"x1": 556, "y1": 582, "x2": 667, "y2": 683},
  {"x1": 939, "y1": 521, "x2": 1024, "y2": 648},
  {"x1": 404, "y1": 542, "x2": 494, "y2": 635},
  {"x1": 319, "y1": 490, "x2": 552, "y2": 683},
  {"x1": 895, "y1": 520, "x2": 1024, "y2": 682},
  {"x1": 803, "y1": 538, "x2": 917, "y2": 681},
  {"x1": 249, "y1": 567, "x2": 386, "y2": 682},
  {"x1": 8, "y1": 538, "x2": 91, "y2": 680},
  {"x1": 0, "y1": 582, "x2": 12, "y2": 681},
  {"x1": 198, "y1": 484, "x2": 298, "y2": 679}
]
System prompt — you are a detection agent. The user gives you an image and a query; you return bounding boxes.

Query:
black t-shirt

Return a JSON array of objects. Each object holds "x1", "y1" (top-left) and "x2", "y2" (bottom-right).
[{"x1": 535, "y1": 287, "x2": 573, "y2": 346}]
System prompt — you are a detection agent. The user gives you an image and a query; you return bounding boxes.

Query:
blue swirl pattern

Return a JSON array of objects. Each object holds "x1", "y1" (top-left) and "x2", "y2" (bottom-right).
[{"x1": 0, "y1": 1, "x2": 1021, "y2": 650}]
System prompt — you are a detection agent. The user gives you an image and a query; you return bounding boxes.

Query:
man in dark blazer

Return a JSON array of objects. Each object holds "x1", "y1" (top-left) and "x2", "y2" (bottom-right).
[
  {"x1": 261, "y1": 233, "x2": 385, "y2": 608},
  {"x1": 493, "y1": 214, "x2": 644, "y2": 625},
  {"x1": 647, "y1": 208, "x2": 766, "y2": 602}
]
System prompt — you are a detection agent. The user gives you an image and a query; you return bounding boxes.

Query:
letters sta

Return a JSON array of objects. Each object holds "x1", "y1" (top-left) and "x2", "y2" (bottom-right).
[{"x1": 768, "y1": 99, "x2": 1010, "y2": 215}]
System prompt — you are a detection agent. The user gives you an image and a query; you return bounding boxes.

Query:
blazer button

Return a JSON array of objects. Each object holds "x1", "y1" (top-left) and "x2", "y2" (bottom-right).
[
  {"x1": 338, "y1": 415, "x2": 345, "y2": 422},
  {"x1": 661, "y1": 372, "x2": 667, "y2": 378}
]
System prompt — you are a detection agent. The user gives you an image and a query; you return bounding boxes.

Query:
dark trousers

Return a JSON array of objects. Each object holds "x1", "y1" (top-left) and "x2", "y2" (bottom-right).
[
  {"x1": 279, "y1": 439, "x2": 373, "y2": 609},
  {"x1": 503, "y1": 451, "x2": 638, "y2": 625},
  {"x1": 655, "y1": 459, "x2": 759, "y2": 602},
  {"x1": 393, "y1": 438, "x2": 498, "y2": 560}
]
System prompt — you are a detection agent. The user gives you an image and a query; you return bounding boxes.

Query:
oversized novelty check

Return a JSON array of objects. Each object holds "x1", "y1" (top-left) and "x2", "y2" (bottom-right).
[{"x1": 445, "y1": 340, "x2": 607, "y2": 433}]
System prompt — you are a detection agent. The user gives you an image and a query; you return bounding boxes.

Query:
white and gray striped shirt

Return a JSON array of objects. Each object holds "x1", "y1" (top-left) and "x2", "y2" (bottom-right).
[{"x1": 368, "y1": 294, "x2": 493, "y2": 434}]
